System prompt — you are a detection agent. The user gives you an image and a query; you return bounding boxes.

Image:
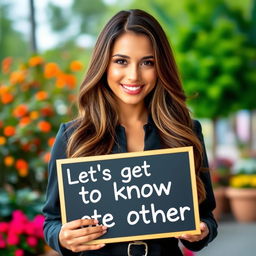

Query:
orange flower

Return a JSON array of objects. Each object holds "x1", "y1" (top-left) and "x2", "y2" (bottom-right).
[
  {"x1": 38, "y1": 120, "x2": 51, "y2": 133},
  {"x1": 65, "y1": 74, "x2": 76, "y2": 89},
  {"x1": 0, "y1": 85, "x2": 9, "y2": 95},
  {"x1": 0, "y1": 136, "x2": 6, "y2": 145},
  {"x1": 10, "y1": 70, "x2": 26, "y2": 84},
  {"x1": 1, "y1": 92, "x2": 14, "y2": 104},
  {"x1": 2, "y1": 57, "x2": 12, "y2": 74},
  {"x1": 70, "y1": 60, "x2": 83, "y2": 72},
  {"x1": 19, "y1": 116, "x2": 31, "y2": 126},
  {"x1": 35, "y1": 91, "x2": 48, "y2": 101},
  {"x1": 56, "y1": 73, "x2": 76, "y2": 89},
  {"x1": 15, "y1": 159, "x2": 28, "y2": 170},
  {"x1": 44, "y1": 63, "x2": 60, "y2": 78},
  {"x1": 3, "y1": 126, "x2": 16, "y2": 136},
  {"x1": 29, "y1": 56, "x2": 44, "y2": 66},
  {"x1": 30, "y1": 111, "x2": 39, "y2": 120},
  {"x1": 13, "y1": 104, "x2": 28, "y2": 118},
  {"x1": 48, "y1": 137, "x2": 55, "y2": 147},
  {"x1": 43, "y1": 152, "x2": 51, "y2": 163},
  {"x1": 4, "y1": 156, "x2": 15, "y2": 166},
  {"x1": 18, "y1": 168, "x2": 29, "y2": 177}
]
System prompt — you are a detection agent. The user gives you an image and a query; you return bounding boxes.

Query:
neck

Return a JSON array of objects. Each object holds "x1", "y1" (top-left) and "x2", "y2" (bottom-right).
[{"x1": 118, "y1": 103, "x2": 148, "y2": 127}]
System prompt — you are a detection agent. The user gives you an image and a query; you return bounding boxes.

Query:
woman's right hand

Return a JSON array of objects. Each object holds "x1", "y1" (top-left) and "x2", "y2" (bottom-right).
[{"x1": 59, "y1": 219, "x2": 107, "y2": 253}]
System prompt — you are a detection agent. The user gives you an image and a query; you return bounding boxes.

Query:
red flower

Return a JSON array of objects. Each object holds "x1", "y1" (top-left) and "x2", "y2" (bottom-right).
[
  {"x1": 3, "y1": 126, "x2": 16, "y2": 136},
  {"x1": 13, "y1": 104, "x2": 29, "y2": 118},
  {"x1": 38, "y1": 120, "x2": 52, "y2": 133}
]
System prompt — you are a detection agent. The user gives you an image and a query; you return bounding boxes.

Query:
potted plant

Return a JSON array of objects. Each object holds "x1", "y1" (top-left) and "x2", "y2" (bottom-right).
[
  {"x1": 211, "y1": 158, "x2": 233, "y2": 220},
  {"x1": 226, "y1": 158, "x2": 256, "y2": 222}
]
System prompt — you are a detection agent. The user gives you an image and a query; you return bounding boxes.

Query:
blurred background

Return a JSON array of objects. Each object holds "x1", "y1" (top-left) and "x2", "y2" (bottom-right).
[{"x1": 0, "y1": 0, "x2": 255, "y2": 255}]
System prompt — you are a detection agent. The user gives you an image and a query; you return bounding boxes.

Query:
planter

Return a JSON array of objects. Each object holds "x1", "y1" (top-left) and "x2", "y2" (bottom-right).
[
  {"x1": 213, "y1": 187, "x2": 227, "y2": 221},
  {"x1": 226, "y1": 187, "x2": 256, "y2": 222}
]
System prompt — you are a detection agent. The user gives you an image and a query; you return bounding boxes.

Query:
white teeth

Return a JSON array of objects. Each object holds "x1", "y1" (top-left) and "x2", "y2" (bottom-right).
[{"x1": 122, "y1": 85, "x2": 142, "y2": 91}]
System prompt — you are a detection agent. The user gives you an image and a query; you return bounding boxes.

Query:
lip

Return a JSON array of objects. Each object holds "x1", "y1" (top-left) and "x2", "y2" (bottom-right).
[{"x1": 120, "y1": 83, "x2": 144, "y2": 95}]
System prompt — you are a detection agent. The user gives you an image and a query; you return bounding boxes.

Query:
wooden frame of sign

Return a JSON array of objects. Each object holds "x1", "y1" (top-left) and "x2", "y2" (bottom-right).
[{"x1": 56, "y1": 146, "x2": 200, "y2": 244}]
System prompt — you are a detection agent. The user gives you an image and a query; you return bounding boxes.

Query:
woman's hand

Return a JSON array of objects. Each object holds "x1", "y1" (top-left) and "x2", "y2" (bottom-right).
[
  {"x1": 175, "y1": 222, "x2": 209, "y2": 243},
  {"x1": 59, "y1": 219, "x2": 107, "y2": 253}
]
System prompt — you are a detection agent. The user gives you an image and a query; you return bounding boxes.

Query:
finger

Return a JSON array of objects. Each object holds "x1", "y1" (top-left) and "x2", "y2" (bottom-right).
[
  {"x1": 63, "y1": 219, "x2": 99, "y2": 230},
  {"x1": 74, "y1": 243, "x2": 106, "y2": 253},
  {"x1": 200, "y1": 222, "x2": 208, "y2": 232},
  {"x1": 68, "y1": 225, "x2": 108, "y2": 239},
  {"x1": 72, "y1": 229, "x2": 107, "y2": 246}
]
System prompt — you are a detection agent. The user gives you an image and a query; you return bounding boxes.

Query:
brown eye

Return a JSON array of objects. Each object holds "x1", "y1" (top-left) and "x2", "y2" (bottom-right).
[
  {"x1": 142, "y1": 60, "x2": 154, "y2": 66},
  {"x1": 114, "y1": 59, "x2": 127, "y2": 65}
]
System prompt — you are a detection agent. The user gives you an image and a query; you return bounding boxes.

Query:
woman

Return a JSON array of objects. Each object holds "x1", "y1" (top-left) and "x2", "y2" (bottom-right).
[{"x1": 43, "y1": 9, "x2": 217, "y2": 256}]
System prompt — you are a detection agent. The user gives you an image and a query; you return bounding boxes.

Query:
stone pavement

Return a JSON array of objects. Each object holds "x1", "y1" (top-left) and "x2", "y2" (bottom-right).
[{"x1": 196, "y1": 214, "x2": 256, "y2": 256}]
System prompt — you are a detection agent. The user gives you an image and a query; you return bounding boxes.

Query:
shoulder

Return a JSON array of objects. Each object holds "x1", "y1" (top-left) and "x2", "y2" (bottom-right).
[
  {"x1": 192, "y1": 119, "x2": 202, "y2": 135},
  {"x1": 58, "y1": 120, "x2": 78, "y2": 142}
]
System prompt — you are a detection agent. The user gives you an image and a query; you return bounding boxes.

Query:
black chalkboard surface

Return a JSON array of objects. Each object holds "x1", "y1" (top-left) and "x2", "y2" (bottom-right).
[{"x1": 56, "y1": 146, "x2": 200, "y2": 244}]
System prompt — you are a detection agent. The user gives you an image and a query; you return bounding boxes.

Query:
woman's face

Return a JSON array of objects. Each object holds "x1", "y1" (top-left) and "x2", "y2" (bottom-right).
[{"x1": 107, "y1": 32, "x2": 157, "y2": 108}]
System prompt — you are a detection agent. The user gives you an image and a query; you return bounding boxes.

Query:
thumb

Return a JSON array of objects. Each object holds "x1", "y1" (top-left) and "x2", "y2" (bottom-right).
[{"x1": 200, "y1": 222, "x2": 207, "y2": 231}]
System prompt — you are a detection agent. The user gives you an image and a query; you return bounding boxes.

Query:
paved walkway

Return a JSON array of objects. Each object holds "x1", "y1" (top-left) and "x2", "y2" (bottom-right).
[{"x1": 196, "y1": 214, "x2": 256, "y2": 256}]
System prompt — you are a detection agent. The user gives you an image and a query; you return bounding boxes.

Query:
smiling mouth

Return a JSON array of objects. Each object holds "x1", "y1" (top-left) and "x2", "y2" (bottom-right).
[{"x1": 121, "y1": 84, "x2": 144, "y2": 92}]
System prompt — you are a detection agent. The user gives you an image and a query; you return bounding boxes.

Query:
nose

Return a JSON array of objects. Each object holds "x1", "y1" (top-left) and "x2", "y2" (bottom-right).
[{"x1": 127, "y1": 63, "x2": 140, "y2": 82}]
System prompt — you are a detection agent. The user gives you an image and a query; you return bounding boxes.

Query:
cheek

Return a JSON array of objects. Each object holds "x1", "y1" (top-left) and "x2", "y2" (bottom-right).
[
  {"x1": 145, "y1": 70, "x2": 157, "y2": 86},
  {"x1": 107, "y1": 67, "x2": 123, "y2": 82}
]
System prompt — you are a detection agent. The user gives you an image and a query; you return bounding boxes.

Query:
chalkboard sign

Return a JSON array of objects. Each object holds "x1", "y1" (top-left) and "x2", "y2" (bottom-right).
[{"x1": 56, "y1": 146, "x2": 200, "y2": 244}]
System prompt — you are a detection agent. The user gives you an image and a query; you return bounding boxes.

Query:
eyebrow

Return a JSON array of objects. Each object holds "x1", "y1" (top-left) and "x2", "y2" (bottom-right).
[{"x1": 112, "y1": 54, "x2": 154, "y2": 60}]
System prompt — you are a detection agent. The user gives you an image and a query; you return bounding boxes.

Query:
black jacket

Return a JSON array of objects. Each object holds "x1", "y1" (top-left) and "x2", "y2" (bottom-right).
[{"x1": 43, "y1": 119, "x2": 217, "y2": 255}]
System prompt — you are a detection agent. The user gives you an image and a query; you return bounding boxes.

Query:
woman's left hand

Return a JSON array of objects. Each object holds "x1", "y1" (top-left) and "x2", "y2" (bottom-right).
[{"x1": 175, "y1": 222, "x2": 209, "y2": 242}]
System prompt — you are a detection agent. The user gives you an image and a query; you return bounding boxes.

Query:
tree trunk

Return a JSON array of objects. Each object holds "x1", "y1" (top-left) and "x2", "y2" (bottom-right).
[
  {"x1": 248, "y1": 110, "x2": 256, "y2": 152},
  {"x1": 29, "y1": 0, "x2": 37, "y2": 53},
  {"x1": 212, "y1": 118, "x2": 218, "y2": 162}
]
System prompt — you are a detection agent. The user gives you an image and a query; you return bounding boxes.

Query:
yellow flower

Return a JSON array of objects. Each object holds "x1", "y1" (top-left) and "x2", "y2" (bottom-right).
[
  {"x1": 250, "y1": 176, "x2": 256, "y2": 187},
  {"x1": 4, "y1": 156, "x2": 15, "y2": 166},
  {"x1": 0, "y1": 136, "x2": 6, "y2": 145},
  {"x1": 30, "y1": 111, "x2": 39, "y2": 120},
  {"x1": 230, "y1": 176, "x2": 243, "y2": 188}
]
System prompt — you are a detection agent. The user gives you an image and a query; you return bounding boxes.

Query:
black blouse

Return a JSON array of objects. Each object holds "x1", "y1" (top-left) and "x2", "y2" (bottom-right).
[{"x1": 43, "y1": 119, "x2": 217, "y2": 255}]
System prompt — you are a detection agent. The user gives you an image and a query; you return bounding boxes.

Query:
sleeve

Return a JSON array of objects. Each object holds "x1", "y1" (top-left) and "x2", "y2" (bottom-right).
[
  {"x1": 181, "y1": 120, "x2": 218, "y2": 251},
  {"x1": 42, "y1": 123, "x2": 79, "y2": 256}
]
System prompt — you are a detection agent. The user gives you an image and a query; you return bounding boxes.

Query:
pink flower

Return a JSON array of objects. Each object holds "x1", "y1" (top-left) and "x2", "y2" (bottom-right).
[
  {"x1": 26, "y1": 236, "x2": 38, "y2": 247},
  {"x1": 15, "y1": 249, "x2": 24, "y2": 256},
  {"x1": 0, "y1": 234, "x2": 6, "y2": 248},
  {"x1": 0, "y1": 222, "x2": 9, "y2": 233},
  {"x1": 7, "y1": 232, "x2": 19, "y2": 245},
  {"x1": 183, "y1": 248, "x2": 195, "y2": 256},
  {"x1": 9, "y1": 219, "x2": 25, "y2": 235},
  {"x1": 32, "y1": 215, "x2": 45, "y2": 238},
  {"x1": 12, "y1": 210, "x2": 28, "y2": 222},
  {"x1": 24, "y1": 222, "x2": 36, "y2": 235}
]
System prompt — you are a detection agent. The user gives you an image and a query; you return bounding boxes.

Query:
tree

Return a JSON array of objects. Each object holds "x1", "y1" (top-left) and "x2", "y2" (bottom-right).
[
  {"x1": 47, "y1": 0, "x2": 108, "y2": 45},
  {"x1": 0, "y1": 3, "x2": 29, "y2": 61},
  {"x1": 129, "y1": 0, "x2": 256, "y2": 160}
]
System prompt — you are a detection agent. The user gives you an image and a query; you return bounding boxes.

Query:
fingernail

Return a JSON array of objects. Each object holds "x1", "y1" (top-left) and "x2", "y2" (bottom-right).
[
  {"x1": 94, "y1": 219, "x2": 99, "y2": 224},
  {"x1": 102, "y1": 226, "x2": 108, "y2": 231},
  {"x1": 100, "y1": 244, "x2": 106, "y2": 247}
]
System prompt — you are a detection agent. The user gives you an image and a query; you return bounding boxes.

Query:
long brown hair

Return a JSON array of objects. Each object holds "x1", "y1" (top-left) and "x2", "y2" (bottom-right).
[{"x1": 66, "y1": 9, "x2": 206, "y2": 203}]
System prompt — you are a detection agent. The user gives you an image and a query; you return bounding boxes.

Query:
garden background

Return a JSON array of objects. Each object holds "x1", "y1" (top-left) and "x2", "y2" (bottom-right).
[{"x1": 1, "y1": 0, "x2": 255, "y2": 255}]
